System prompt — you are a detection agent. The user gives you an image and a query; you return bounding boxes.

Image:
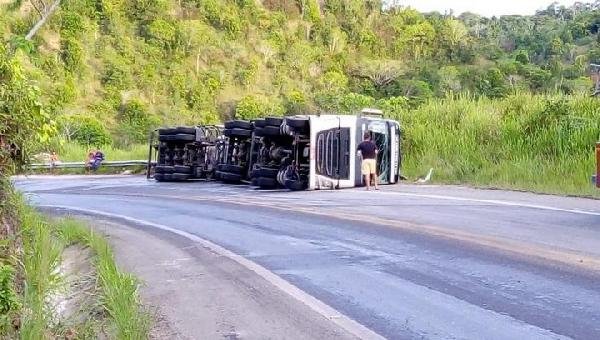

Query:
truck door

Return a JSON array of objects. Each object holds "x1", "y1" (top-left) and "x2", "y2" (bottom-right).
[{"x1": 390, "y1": 121, "x2": 401, "y2": 184}]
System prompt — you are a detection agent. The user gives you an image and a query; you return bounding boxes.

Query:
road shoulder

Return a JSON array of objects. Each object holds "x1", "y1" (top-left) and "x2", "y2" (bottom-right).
[{"x1": 83, "y1": 217, "x2": 359, "y2": 340}]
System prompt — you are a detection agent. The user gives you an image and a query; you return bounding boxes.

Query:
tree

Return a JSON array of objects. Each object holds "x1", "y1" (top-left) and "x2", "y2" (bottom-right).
[
  {"x1": 438, "y1": 66, "x2": 462, "y2": 94},
  {"x1": 25, "y1": 0, "x2": 62, "y2": 40},
  {"x1": 235, "y1": 95, "x2": 284, "y2": 120},
  {"x1": 117, "y1": 99, "x2": 159, "y2": 144},
  {"x1": 0, "y1": 47, "x2": 55, "y2": 171},
  {"x1": 348, "y1": 59, "x2": 405, "y2": 94},
  {"x1": 59, "y1": 115, "x2": 111, "y2": 146}
]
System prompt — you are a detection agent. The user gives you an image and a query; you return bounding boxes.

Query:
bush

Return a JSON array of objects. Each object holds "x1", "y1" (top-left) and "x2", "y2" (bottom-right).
[
  {"x1": 60, "y1": 114, "x2": 112, "y2": 146},
  {"x1": 0, "y1": 264, "x2": 20, "y2": 335},
  {"x1": 235, "y1": 95, "x2": 284, "y2": 120},
  {"x1": 60, "y1": 37, "x2": 84, "y2": 73},
  {"x1": 0, "y1": 46, "x2": 55, "y2": 172},
  {"x1": 60, "y1": 12, "x2": 85, "y2": 38},
  {"x1": 284, "y1": 90, "x2": 311, "y2": 115},
  {"x1": 201, "y1": 0, "x2": 242, "y2": 37},
  {"x1": 340, "y1": 92, "x2": 375, "y2": 114},
  {"x1": 125, "y1": 0, "x2": 168, "y2": 22},
  {"x1": 101, "y1": 59, "x2": 131, "y2": 90},
  {"x1": 117, "y1": 99, "x2": 159, "y2": 144}
]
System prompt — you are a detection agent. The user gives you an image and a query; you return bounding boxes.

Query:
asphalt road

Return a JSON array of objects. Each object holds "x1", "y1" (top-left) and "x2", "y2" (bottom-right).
[{"x1": 15, "y1": 175, "x2": 600, "y2": 340}]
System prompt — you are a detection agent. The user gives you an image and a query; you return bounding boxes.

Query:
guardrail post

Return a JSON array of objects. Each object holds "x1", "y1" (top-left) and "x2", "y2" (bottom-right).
[{"x1": 597, "y1": 142, "x2": 600, "y2": 188}]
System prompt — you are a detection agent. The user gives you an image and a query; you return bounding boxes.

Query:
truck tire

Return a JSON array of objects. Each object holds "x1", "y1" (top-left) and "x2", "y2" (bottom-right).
[
  {"x1": 158, "y1": 127, "x2": 177, "y2": 135},
  {"x1": 172, "y1": 173, "x2": 191, "y2": 181},
  {"x1": 256, "y1": 177, "x2": 278, "y2": 188},
  {"x1": 229, "y1": 128, "x2": 253, "y2": 138},
  {"x1": 155, "y1": 165, "x2": 175, "y2": 174},
  {"x1": 161, "y1": 134, "x2": 195, "y2": 142},
  {"x1": 252, "y1": 167, "x2": 279, "y2": 178},
  {"x1": 285, "y1": 118, "x2": 309, "y2": 129},
  {"x1": 285, "y1": 179, "x2": 307, "y2": 191},
  {"x1": 216, "y1": 171, "x2": 242, "y2": 182},
  {"x1": 262, "y1": 126, "x2": 281, "y2": 136},
  {"x1": 173, "y1": 133, "x2": 196, "y2": 142},
  {"x1": 265, "y1": 117, "x2": 283, "y2": 126},
  {"x1": 174, "y1": 126, "x2": 196, "y2": 134},
  {"x1": 225, "y1": 120, "x2": 252, "y2": 130},
  {"x1": 174, "y1": 165, "x2": 192, "y2": 174},
  {"x1": 218, "y1": 164, "x2": 243, "y2": 174},
  {"x1": 253, "y1": 127, "x2": 265, "y2": 137},
  {"x1": 253, "y1": 119, "x2": 267, "y2": 128}
]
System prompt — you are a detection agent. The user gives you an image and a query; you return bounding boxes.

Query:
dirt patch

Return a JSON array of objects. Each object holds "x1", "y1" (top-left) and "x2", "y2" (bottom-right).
[{"x1": 51, "y1": 245, "x2": 108, "y2": 338}]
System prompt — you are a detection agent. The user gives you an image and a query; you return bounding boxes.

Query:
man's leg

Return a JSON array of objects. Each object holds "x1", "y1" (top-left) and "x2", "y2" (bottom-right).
[
  {"x1": 371, "y1": 160, "x2": 378, "y2": 190},
  {"x1": 364, "y1": 173, "x2": 371, "y2": 191},
  {"x1": 373, "y1": 171, "x2": 378, "y2": 189}
]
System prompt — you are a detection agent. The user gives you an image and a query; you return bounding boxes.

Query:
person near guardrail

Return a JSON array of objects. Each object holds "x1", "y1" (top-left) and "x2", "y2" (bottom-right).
[
  {"x1": 357, "y1": 132, "x2": 379, "y2": 191},
  {"x1": 49, "y1": 151, "x2": 60, "y2": 173},
  {"x1": 92, "y1": 149, "x2": 105, "y2": 171},
  {"x1": 85, "y1": 149, "x2": 105, "y2": 172},
  {"x1": 85, "y1": 151, "x2": 94, "y2": 173}
]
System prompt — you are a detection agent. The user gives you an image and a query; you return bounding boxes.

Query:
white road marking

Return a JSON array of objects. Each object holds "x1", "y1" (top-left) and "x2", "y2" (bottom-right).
[
  {"x1": 345, "y1": 190, "x2": 600, "y2": 216},
  {"x1": 39, "y1": 204, "x2": 385, "y2": 340}
]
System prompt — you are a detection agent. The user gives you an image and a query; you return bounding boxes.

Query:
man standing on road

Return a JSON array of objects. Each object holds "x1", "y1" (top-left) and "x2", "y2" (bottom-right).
[{"x1": 357, "y1": 132, "x2": 378, "y2": 191}]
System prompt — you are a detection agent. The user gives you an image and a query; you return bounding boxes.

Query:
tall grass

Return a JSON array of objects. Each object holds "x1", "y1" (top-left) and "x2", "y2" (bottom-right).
[
  {"x1": 18, "y1": 202, "x2": 61, "y2": 339},
  {"x1": 390, "y1": 93, "x2": 600, "y2": 197},
  {"x1": 56, "y1": 142, "x2": 148, "y2": 162},
  {"x1": 9, "y1": 189, "x2": 148, "y2": 338},
  {"x1": 57, "y1": 218, "x2": 149, "y2": 339}
]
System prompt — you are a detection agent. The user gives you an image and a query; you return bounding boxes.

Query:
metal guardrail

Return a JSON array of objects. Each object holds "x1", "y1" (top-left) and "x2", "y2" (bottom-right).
[{"x1": 29, "y1": 160, "x2": 154, "y2": 169}]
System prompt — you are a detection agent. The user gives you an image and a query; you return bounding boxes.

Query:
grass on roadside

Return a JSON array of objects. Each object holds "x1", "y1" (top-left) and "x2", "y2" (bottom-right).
[
  {"x1": 12, "y1": 191, "x2": 149, "y2": 339},
  {"x1": 17, "y1": 201, "x2": 62, "y2": 340},
  {"x1": 55, "y1": 142, "x2": 149, "y2": 162},
  {"x1": 57, "y1": 218, "x2": 150, "y2": 340},
  {"x1": 391, "y1": 93, "x2": 600, "y2": 198}
]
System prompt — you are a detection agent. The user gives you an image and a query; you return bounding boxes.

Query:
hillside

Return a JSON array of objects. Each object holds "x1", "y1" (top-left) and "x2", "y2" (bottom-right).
[
  {"x1": 1, "y1": 0, "x2": 599, "y2": 196},
  {"x1": 1, "y1": 0, "x2": 599, "y2": 143}
]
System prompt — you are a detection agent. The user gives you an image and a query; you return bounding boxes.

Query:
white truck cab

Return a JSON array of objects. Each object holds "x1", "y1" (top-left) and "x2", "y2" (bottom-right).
[{"x1": 302, "y1": 110, "x2": 401, "y2": 190}]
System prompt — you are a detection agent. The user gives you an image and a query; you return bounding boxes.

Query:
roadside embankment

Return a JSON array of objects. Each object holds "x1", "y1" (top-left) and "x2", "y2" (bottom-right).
[{"x1": 0, "y1": 186, "x2": 148, "y2": 339}]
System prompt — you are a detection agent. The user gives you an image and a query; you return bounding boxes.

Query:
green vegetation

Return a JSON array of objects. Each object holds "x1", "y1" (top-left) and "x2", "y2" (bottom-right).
[
  {"x1": 1, "y1": 46, "x2": 147, "y2": 338},
  {"x1": 19, "y1": 202, "x2": 62, "y2": 339},
  {"x1": 393, "y1": 94, "x2": 600, "y2": 197},
  {"x1": 57, "y1": 142, "x2": 148, "y2": 162},
  {"x1": 58, "y1": 218, "x2": 150, "y2": 339},
  {"x1": 1, "y1": 0, "x2": 599, "y2": 195},
  {"x1": 3, "y1": 191, "x2": 149, "y2": 339}
]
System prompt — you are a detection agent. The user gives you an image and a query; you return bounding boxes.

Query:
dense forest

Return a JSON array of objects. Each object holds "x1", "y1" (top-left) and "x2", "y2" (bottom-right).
[
  {"x1": 0, "y1": 0, "x2": 599, "y2": 143},
  {"x1": 1, "y1": 0, "x2": 599, "y2": 195}
]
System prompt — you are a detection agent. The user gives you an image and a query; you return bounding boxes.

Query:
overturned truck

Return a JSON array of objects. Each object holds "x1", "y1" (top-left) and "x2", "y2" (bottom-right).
[{"x1": 148, "y1": 110, "x2": 401, "y2": 190}]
